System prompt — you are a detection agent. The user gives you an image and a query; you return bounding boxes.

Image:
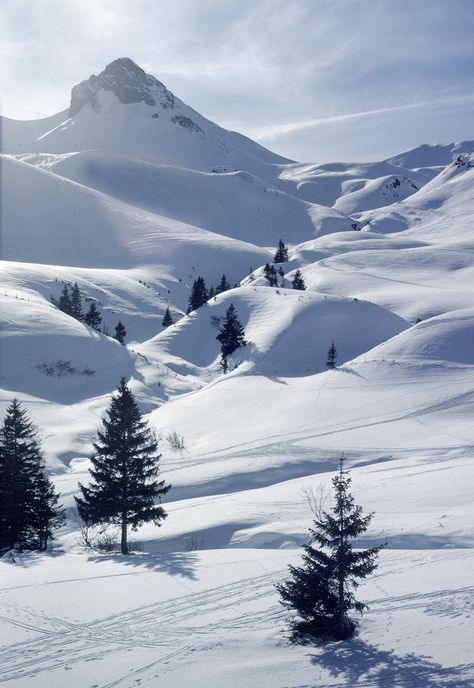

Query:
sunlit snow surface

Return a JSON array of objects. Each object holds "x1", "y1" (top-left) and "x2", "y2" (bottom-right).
[{"x1": 1, "y1": 71, "x2": 473, "y2": 686}]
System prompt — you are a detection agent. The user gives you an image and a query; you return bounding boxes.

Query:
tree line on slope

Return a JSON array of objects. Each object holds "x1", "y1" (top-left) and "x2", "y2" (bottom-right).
[{"x1": 52, "y1": 281, "x2": 127, "y2": 344}]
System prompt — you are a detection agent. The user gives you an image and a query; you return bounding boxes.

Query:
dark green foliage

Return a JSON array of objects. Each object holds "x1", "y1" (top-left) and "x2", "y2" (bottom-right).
[
  {"x1": 208, "y1": 286, "x2": 215, "y2": 299},
  {"x1": 263, "y1": 263, "x2": 278, "y2": 287},
  {"x1": 57, "y1": 284, "x2": 72, "y2": 315},
  {"x1": 216, "y1": 303, "x2": 246, "y2": 373},
  {"x1": 274, "y1": 239, "x2": 289, "y2": 263},
  {"x1": 276, "y1": 457, "x2": 383, "y2": 641},
  {"x1": 0, "y1": 400, "x2": 64, "y2": 551},
  {"x1": 215, "y1": 274, "x2": 231, "y2": 295},
  {"x1": 70, "y1": 283, "x2": 83, "y2": 321},
  {"x1": 292, "y1": 269, "x2": 306, "y2": 290},
  {"x1": 114, "y1": 321, "x2": 127, "y2": 345},
  {"x1": 327, "y1": 341, "x2": 337, "y2": 369},
  {"x1": 75, "y1": 379, "x2": 171, "y2": 554},
  {"x1": 187, "y1": 276, "x2": 208, "y2": 313},
  {"x1": 162, "y1": 307, "x2": 174, "y2": 328},
  {"x1": 84, "y1": 302, "x2": 102, "y2": 331}
]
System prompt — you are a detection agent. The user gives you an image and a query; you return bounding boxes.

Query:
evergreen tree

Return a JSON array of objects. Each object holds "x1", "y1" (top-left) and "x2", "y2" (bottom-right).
[
  {"x1": 0, "y1": 400, "x2": 63, "y2": 550},
  {"x1": 31, "y1": 473, "x2": 65, "y2": 551},
  {"x1": 326, "y1": 341, "x2": 337, "y2": 369},
  {"x1": 208, "y1": 286, "x2": 215, "y2": 299},
  {"x1": 274, "y1": 239, "x2": 289, "y2": 263},
  {"x1": 263, "y1": 263, "x2": 278, "y2": 287},
  {"x1": 162, "y1": 307, "x2": 174, "y2": 328},
  {"x1": 83, "y1": 302, "x2": 102, "y2": 331},
  {"x1": 187, "y1": 276, "x2": 208, "y2": 313},
  {"x1": 292, "y1": 269, "x2": 306, "y2": 291},
  {"x1": 276, "y1": 457, "x2": 383, "y2": 641},
  {"x1": 216, "y1": 303, "x2": 247, "y2": 373},
  {"x1": 70, "y1": 283, "x2": 83, "y2": 321},
  {"x1": 114, "y1": 321, "x2": 127, "y2": 345},
  {"x1": 58, "y1": 284, "x2": 72, "y2": 315},
  {"x1": 215, "y1": 274, "x2": 231, "y2": 295},
  {"x1": 75, "y1": 379, "x2": 171, "y2": 554}
]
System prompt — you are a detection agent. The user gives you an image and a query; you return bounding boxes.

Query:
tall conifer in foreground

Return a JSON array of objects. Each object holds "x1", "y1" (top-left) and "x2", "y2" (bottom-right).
[
  {"x1": 75, "y1": 379, "x2": 171, "y2": 554},
  {"x1": 276, "y1": 457, "x2": 383, "y2": 641},
  {"x1": 0, "y1": 400, "x2": 63, "y2": 550}
]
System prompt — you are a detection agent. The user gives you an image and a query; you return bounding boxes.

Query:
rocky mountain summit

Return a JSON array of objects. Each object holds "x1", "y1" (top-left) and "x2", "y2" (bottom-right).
[{"x1": 69, "y1": 57, "x2": 175, "y2": 116}]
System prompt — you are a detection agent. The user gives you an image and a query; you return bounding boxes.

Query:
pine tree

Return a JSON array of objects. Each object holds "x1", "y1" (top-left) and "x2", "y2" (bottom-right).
[
  {"x1": 70, "y1": 283, "x2": 83, "y2": 321},
  {"x1": 274, "y1": 239, "x2": 289, "y2": 263},
  {"x1": 215, "y1": 274, "x2": 231, "y2": 295},
  {"x1": 114, "y1": 321, "x2": 127, "y2": 345},
  {"x1": 83, "y1": 302, "x2": 102, "y2": 331},
  {"x1": 263, "y1": 263, "x2": 278, "y2": 287},
  {"x1": 327, "y1": 341, "x2": 337, "y2": 369},
  {"x1": 187, "y1": 276, "x2": 208, "y2": 313},
  {"x1": 31, "y1": 474, "x2": 65, "y2": 551},
  {"x1": 292, "y1": 269, "x2": 306, "y2": 290},
  {"x1": 162, "y1": 307, "x2": 174, "y2": 328},
  {"x1": 58, "y1": 284, "x2": 72, "y2": 315},
  {"x1": 0, "y1": 400, "x2": 63, "y2": 550},
  {"x1": 216, "y1": 303, "x2": 247, "y2": 373},
  {"x1": 75, "y1": 379, "x2": 171, "y2": 554},
  {"x1": 276, "y1": 457, "x2": 383, "y2": 641}
]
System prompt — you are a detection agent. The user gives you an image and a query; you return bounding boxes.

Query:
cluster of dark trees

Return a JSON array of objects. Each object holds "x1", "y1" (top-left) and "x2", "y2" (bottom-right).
[
  {"x1": 187, "y1": 274, "x2": 232, "y2": 314},
  {"x1": 277, "y1": 457, "x2": 383, "y2": 641},
  {"x1": 0, "y1": 401, "x2": 64, "y2": 552},
  {"x1": 52, "y1": 282, "x2": 127, "y2": 344},
  {"x1": 262, "y1": 241, "x2": 306, "y2": 290},
  {"x1": 0, "y1": 381, "x2": 171, "y2": 557}
]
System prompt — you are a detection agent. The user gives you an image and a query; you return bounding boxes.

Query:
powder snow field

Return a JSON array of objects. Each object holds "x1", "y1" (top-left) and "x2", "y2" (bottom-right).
[{"x1": 1, "y1": 59, "x2": 473, "y2": 687}]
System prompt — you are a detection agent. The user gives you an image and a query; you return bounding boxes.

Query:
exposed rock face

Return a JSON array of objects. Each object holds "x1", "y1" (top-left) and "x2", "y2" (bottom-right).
[{"x1": 69, "y1": 57, "x2": 175, "y2": 116}]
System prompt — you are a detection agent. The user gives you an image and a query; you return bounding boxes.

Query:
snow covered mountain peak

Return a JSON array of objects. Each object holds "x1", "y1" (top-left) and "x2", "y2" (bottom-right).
[{"x1": 69, "y1": 57, "x2": 175, "y2": 116}]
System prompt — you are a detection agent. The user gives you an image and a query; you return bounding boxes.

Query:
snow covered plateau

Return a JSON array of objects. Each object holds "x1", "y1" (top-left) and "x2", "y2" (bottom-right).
[{"x1": 0, "y1": 58, "x2": 473, "y2": 687}]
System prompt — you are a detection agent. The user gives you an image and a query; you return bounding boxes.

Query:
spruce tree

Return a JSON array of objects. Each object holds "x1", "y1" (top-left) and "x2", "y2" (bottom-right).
[
  {"x1": 327, "y1": 341, "x2": 337, "y2": 369},
  {"x1": 215, "y1": 274, "x2": 231, "y2": 295},
  {"x1": 84, "y1": 302, "x2": 102, "y2": 331},
  {"x1": 276, "y1": 457, "x2": 383, "y2": 641},
  {"x1": 274, "y1": 239, "x2": 289, "y2": 263},
  {"x1": 0, "y1": 400, "x2": 63, "y2": 550},
  {"x1": 162, "y1": 307, "x2": 174, "y2": 328},
  {"x1": 70, "y1": 283, "x2": 83, "y2": 321},
  {"x1": 292, "y1": 269, "x2": 306, "y2": 290},
  {"x1": 263, "y1": 263, "x2": 278, "y2": 287},
  {"x1": 58, "y1": 284, "x2": 72, "y2": 315},
  {"x1": 31, "y1": 474, "x2": 65, "y2": 551},
  {"x1": 216, "y1": 303, "x2": 247, "y2": 373},
  {"x1": 187, "y1": 276, "x2": 208, "y2": 313},
  {"x1": 75, "y1": 379, "x2": 171, "y2": 554},
  {"x1": 114, "y1": 321, "x2": 127, "y2": 345}
]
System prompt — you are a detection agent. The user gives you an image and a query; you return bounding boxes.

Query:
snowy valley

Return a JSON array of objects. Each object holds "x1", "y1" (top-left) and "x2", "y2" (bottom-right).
[{"x1": 0, "y1": 58, "x2": 473, "y2": 687}]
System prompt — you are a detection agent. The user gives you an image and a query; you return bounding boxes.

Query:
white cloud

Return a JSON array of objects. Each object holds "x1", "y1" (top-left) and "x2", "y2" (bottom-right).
[{"x1": 1, "y1": 0, "x2": 473, "y2": 160}]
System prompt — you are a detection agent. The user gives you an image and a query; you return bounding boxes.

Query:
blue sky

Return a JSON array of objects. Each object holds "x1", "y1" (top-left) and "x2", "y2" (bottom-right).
[{"x1": 1, "y1": 0, "x2": 473, "y2": 161}]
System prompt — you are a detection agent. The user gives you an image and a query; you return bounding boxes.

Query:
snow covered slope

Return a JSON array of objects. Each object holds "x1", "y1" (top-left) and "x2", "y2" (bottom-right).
[{"x1": 1, "y1": 57, "x2": 473, "y2": 687}]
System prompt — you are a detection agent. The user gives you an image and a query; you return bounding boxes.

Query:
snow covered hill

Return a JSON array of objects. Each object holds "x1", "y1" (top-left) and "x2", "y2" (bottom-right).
[{"x1": 1, "y1": 58, "x2": 473, "y2": 687}]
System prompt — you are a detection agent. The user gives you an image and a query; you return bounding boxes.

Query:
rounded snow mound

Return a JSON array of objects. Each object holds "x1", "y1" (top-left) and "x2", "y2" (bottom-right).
[
  {"x1": 367, "y1": 308, "x2": 474, "y2": 365},
  {"x1": 139, "y1": 286, "x2": 408, "y2": 377}
]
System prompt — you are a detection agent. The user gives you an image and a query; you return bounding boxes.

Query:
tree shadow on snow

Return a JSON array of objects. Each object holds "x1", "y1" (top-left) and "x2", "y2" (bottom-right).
[
  {"x1": 310, "y1": 638, "x2": 474, "y2": 687},
  {"x1": 87, "y1": 551, "x2": 198, "y2": 579}
]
